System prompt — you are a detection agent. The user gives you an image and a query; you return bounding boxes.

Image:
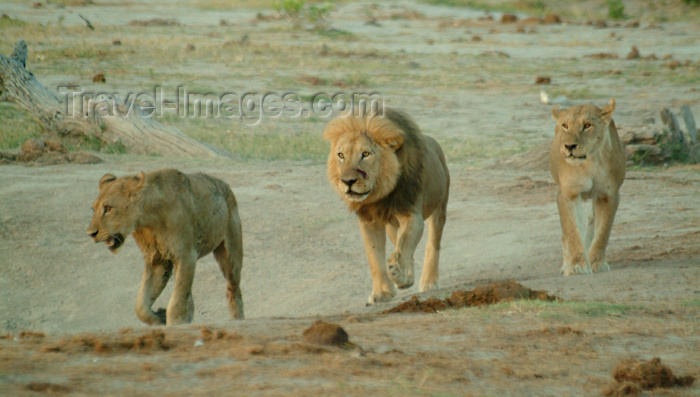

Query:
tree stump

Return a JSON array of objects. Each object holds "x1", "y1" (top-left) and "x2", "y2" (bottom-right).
[{"x1": 0, "y1": 40, "x2": 224, "y2": 159}]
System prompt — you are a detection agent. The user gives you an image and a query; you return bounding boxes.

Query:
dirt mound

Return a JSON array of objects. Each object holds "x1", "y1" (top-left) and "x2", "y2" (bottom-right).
[
  {"x1": 603, "y1": 357, "x2": 695, "y2": 395},
  {"x1": 0, "y1": 138, "x2": 102, "y2": 166},
  {"x1": 385, "y1": 280, "x2": 557, "y2": 314},
  {"x1": 43, "y1": 330, "x2": 171, "y2": 354},
  {"x1": 302, "y1": 321, "x2": 349, "y2": 347}
]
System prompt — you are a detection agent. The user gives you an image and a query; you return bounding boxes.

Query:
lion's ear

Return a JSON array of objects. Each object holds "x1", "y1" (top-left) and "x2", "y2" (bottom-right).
[
  {"x1": 98, "y1": 174, "x2": 117, "y2": 190},
  {"x1": 380, "y1": 134, "x2": 404, "y2": 151},
  {"x1": 551, "y1": 105, "x2": 565, "y2": 121},
  {"x1": 601, "y1": 98, "x2": 615, "y2": 123}
]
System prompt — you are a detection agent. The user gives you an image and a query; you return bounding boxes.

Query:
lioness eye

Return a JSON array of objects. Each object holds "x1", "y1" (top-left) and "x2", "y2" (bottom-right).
[
  {"x1": 583, "y1": 122, "x2": 592, "y2": 130},
  {"x1": 562, "y1": 123, "x2": 568, "y2": 130},
  {"x1": 361, "y1": 151, "x2": 371, "y2": 158},
  {"x1": 103, "y1": 206, "x2": 112, "y2": 215},
  {"x1": 337, "y1": 153, "x2": 344, "y2": 160}
]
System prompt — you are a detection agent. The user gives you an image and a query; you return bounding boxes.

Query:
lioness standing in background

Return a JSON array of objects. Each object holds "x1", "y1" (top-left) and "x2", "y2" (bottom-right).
[
  {"x1": 550, "y1": 99, "x2": 625, "y2": 276},
  {"x1": 87, "y1": 169, "x2": 243, "y2": 325},
  {"x1": 324, "y1": 108, "x2": 450, "y2": 304}
]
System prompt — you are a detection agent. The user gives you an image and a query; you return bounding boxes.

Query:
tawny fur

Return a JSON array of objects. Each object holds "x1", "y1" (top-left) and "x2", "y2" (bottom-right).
[
  {"x1": 549, "y1": 99, "x2": 625, "y2": 276},
  {"x1": 324, "y1": 108, "x2": 450, "y2": 303},
  {"x1": 87, "y1": 168, "x2": 244, "y2": 325}
]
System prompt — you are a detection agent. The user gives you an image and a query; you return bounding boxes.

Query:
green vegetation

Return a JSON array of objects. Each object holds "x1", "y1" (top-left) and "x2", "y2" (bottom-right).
[
  {"x1": 606, "y1": 0, "x2": 626, "y2": 19},
  {"x1": 0, "y1": 104, "x2": 44, "y2": 149}
]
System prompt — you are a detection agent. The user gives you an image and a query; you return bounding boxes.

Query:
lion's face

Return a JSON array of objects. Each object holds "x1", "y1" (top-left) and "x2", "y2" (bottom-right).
[
  {"x1": 329, "y1": 133, "x2": 397, "y2": 203},
  {"x1": 324, "y1": 113, "x2": 404, "y2": 206},
  {"x1": 87, "y1": 173, "x2": 145, "y2": 254},
  {"x1": 552, "y1": 99, "x2": 615, "y2": 164}
]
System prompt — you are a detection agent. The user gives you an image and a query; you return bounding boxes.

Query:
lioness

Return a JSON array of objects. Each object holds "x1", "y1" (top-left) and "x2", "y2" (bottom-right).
[
  {"x1": 324, "y1": 108, "x2": 450, "y2": 303},
  {"x1": 549, "y1": 99, "x2": 625, "y2": 276},
  {"x1": 87, "y1": 168, "x2": 243, "y2": 325}
]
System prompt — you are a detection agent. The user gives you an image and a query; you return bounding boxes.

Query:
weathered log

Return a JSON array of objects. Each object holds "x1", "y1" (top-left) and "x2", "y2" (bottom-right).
[
  {"x1": 0, "y1": 40, "x2": 223, "y2": 159},
  {"x1": 494, "y1": 141, "x2": 551, "y2": 171}
]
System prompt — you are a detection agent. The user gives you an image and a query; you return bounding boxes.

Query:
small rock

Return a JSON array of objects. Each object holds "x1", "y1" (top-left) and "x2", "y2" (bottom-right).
[
  {"x1": 93, "y1": 73, "x2": 106, "y2": 83},
  {"x1": 302, "y1": 321, "x2": 349, "y2": 347}
]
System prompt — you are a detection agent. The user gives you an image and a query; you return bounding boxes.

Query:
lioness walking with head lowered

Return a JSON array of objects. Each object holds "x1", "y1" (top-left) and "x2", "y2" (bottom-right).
[
  {"x1": 87, "y1": 169, "x2": 244, "y2": 325},
  {"x1": 324, "y1": 108, "x2": 450, "y2": 303},
  {"x1": 550, "y1": 99, "x2": 625, "y2": 276}
]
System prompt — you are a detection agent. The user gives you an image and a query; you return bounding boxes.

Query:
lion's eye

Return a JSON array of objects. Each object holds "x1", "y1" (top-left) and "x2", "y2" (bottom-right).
[
  {"x1": 583, "y1": 122, "x2": 592, "y2": 130},
  {"x1": 103, "y1": 206, "x2": 112, "y2": 215},
  {"x1": 337, "y1": 153, "x2": 344, "y2": 160},
  {"x1": 361, "y1": 151, "x2": 371, "y2": 158},
  {"x1": 562, "y1": 123, "x2": 568, "y2": 130}
]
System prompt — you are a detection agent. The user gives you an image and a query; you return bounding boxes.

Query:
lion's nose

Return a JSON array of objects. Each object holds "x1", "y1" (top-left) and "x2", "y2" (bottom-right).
[
  {"x1": 564, "y1": 143, "x2": 577, "y2": 152},
  {"x1": 341, "y1": 178, "x2": 357, "y2": 188}
]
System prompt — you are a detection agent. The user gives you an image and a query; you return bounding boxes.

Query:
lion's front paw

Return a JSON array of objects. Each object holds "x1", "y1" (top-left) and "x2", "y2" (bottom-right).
[
  {"x1": 561, "y1": 260, "x2": 592, "y2": 276},
  {"x1": 387, "y1": 252, "x2": 414, "y2": 289},
  {"x1": 368, "y1": 290, "x2": 396, "y2": 304},
  {"x1": 419, "y1": 278, "x2": 439, "y2": 292},
  {"x1": 590, "y1": 260, "x2": 610, "y2": 273}
]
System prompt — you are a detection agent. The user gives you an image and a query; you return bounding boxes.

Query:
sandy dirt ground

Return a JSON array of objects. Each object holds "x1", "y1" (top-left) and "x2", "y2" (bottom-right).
[
  {"x1": 0, "y1": 160, "x2": 698, "y2": 395},
  {"x1": 1, "y1": 0, "x2": 699, "y2": 395}
]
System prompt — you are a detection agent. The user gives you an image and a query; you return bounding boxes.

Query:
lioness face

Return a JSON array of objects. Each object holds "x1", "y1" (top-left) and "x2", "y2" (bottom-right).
[
  {"x1": 330, "y1": 133, "x2": 397, "y2": 203},
  {"x1": 87, "y1": 173, "x2": 145, "y2": 253},
  {"x1": 552, "y1": 99, "x2": 615, "y2": 164}
]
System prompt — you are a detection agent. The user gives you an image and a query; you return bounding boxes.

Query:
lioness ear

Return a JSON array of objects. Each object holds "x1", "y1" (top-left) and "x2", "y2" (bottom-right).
[
  {"x1": 134, "y1": 171, "x2": 146, "y2": 190},
  {"x1": 98, "y1": 173, "x2": 117, "y2": 190},
  {"x1": 551, "y1": 105, "x2": 565, "y2": 121},
  {"x1": 601, "y1": 98, "x2": 615, "y2": 123}
]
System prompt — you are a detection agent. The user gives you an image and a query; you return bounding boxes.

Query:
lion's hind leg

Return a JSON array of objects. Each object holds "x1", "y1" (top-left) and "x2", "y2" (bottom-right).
[
  {"x1": 214, "y1": 214, "x2": 244, "y2": 320},
  {"x1": 420, "y1": 197, "x2": 447, "y2": 292}
]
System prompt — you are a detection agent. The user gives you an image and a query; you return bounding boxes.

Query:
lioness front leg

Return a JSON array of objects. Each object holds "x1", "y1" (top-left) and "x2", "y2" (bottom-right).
[
  {"x1": 359, "y1": 219, "x2": 396, "y2": 303},
  {"x1": 387, "y1": 212, "x2": 424, "y2": 289},
  {"x1": 557, "y1": 191, "x2": 592, "y2": 276},
  {"x1": 166, "y1": 254, "x2": 196, "y2": 325},
  {"x1": 135, "y1": 257, "x2": 173, "y2": 325},
  {"x1": 588, "y1": 193, "x2": 619, "y2": 273}
]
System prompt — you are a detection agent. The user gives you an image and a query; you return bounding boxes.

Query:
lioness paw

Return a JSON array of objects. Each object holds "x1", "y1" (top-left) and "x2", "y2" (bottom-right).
[
  {"x1": 561, "y1": 262, "x2": 592, "y2": 276},
  {"x1": 419, "y1": 279, "x2": 439, "y2": 292},
  {"x1": 590, "y1": 261, "x2": 611, "y2": 273}
]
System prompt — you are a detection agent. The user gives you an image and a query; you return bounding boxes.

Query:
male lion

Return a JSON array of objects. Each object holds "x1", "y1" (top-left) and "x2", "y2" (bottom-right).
[
  {"x1": 87, "y1": 168, "x2": 243, "y2": 325},
  {"x1": 549, "y1": 99, "x2": 625, "y2": 276},
  {"x1": 324, "y1": 108, "x2": 450, "y2": 303}
]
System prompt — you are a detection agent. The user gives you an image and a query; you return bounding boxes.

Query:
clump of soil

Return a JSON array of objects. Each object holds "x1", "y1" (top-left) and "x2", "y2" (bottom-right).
[
  {"x1": 500, "y1": 14, "x2": 518, "y2": 23},
  {"x1": 43, "y1": 330, "x2": 171, "y2": 354},
  {"x1": 586, "y1": 52, "x2": 619, "y2": 59},
  {"x1": 385, "y1": 280, "x2": 557, "y2": 314},
  {"x1": 535, "y1": 76, "x2": 551, "y2": 84},
  {"x1": 128, "y1": 18, "x2": 180, "y2": 26},
  {"x1": 386, "y1": 296, "x2": 448, "y2": 313},
  {"x1": 611, "y1": 358, "x2": 695, "y2": 390},
  {"x1": 0, "y1": 138, "x2": 102, "y2": 166},
  {"x1": 302, "y1": 321, "x2": 349, "y2": 347},
  {"x1": 26, "y1": 382, "x2": 71, "y2": 393},
  {"x1": 626, "y1": 46, "x2": 640, "y2": 60}
]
